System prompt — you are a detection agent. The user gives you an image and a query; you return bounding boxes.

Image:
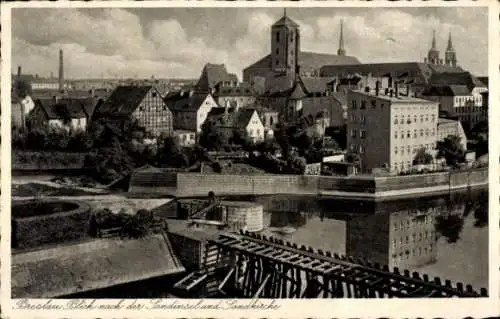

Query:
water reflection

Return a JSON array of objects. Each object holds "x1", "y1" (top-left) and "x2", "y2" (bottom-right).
[{"x1": 224, "y1": 189, "x2": 488, "y2": 289}]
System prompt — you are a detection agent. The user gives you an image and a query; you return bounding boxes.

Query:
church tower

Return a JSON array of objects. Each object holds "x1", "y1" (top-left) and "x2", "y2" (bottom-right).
[
  {"x1": 445, "y1": 31, "x2": 457, "y2": 67},
  {"x1": 337, "y1": 20, "x2": 346, "y2": 56},
  {"x1": 426, "y1": 30, "x2": 440, "y2": 65},
  {"x1": 271, "y1": 9, "x2": 300, "y2": 75}
]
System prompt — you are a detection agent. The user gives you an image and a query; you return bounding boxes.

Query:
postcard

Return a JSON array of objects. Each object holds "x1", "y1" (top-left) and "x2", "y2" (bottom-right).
[{"x1": 1, "y1": 0, "x2": 499, "y2": 318}]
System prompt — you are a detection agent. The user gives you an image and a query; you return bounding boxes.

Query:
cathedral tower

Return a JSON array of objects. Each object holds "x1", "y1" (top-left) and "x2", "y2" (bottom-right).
[
  {"x1": 271, "y1": 9, "x2": 300, "y2": 75},
  {"x1": 445, "y1": 31, "x2": 457, "y2": 67},
  {"x1": 337, "y1": 20, "x2": 346, "y2": 56},
  {"x1": 426, "y1": 30, "x2": 440, "y2": 65}
]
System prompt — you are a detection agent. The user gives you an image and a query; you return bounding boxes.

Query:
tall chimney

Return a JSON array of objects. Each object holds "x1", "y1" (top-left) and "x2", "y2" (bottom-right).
[
  {"x1": 17, "y1": 66, "x2": 21, "y2": 78},
  {"x1": 375, "y1": 80, "x2": 380, "y2": 96},
  {"x1": 395, "y1": 82, "x2": 399, "y2": 97},
  {"x1": 59, "y1": 49, "x2": 64, "y2": 92}
]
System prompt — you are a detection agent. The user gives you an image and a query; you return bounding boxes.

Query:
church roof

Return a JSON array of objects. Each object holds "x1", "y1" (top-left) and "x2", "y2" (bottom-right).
[
  {"x1": 422, "y1": 85, "x2": 471, "y2": 96},
  {"x1": 244, "y1": 51, "x2": 360, "y2": 75},
  {"x1": 272, "y1": 15, "x2": 299, "y2": 27},
  {"x1": 320, "y1": 62, "x2": 464, "y2": 86},
  {"x1": 428, "y1": 72, "x2": 486, "y2": 90}
]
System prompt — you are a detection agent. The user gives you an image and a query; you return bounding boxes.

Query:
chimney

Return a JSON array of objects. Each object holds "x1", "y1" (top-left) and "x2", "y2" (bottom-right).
[
  {"x1": 17, "y1": 66, "x2": 21, "y2": 78},
  {"x1": 395, "y1": 82, "x2": 399, "y2": 97},
  {"x1": 375, "y1": 81, "x2": 380, "y2": 96},
  {"x1": 59, "y1": 49, "x2": 64, "y2": 92}
]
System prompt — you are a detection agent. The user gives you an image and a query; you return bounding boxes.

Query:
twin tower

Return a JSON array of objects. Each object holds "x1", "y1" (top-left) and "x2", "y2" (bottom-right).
[{"x1": 425, "y1": 30, "x2": 458, "y2": 67}]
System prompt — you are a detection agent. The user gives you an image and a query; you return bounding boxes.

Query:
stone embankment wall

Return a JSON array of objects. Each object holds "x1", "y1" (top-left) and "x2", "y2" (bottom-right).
[{"x1": 129, "y1": 168, "x2": 488, "y2": 198}]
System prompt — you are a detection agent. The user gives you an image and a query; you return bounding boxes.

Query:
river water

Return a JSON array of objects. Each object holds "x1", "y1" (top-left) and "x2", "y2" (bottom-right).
[{"x1": 225, "y1": 189, "x2": 489, "y2": 291}]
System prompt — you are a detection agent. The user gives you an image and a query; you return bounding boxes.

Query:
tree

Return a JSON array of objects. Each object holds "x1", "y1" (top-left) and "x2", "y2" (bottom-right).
[
  {"x1": 14, "y1": 80, "x2": 32, "y2": 98},
  {"x1": 436, "y1": 135, "x2": 466, "y2": 167},
  {"x1": 295, "y1": 133, "x2": 313, "y2": 156},
  {"x1": 156, "y1": 135, "x2": 189, "y2": 168},
  {"x1": 471, "y1": 120, "x2": 488, "y2": 157},
  {"x1": 413, "y1": 147, "x2": 433, "y2": 165},
  {"x1": 199, "y1": 122, "x2": 228, "y2": 151}
]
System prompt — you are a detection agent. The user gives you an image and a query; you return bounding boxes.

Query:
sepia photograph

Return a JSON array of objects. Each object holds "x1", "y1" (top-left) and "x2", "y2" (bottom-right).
[{"x1": 5, "y1": 2, "x2": 493, "y2": 309}]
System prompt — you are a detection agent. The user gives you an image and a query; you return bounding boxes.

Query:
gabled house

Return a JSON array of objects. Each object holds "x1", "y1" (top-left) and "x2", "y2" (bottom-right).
[
  {"x1": 12, "y1": 94, "x2": 35, "y2": 130},
  {"x1": 28, "y1": 97, "x2": 93, "y2": 131},
  {"x1": 164, "y1": 90, "x2": 218, "y2": 135},
  {"x1": 196, "y1": 63, "x2": 239, "y2": 92},
  {"x1": 205, "y1": 107, "x2": 265, "y2": 143},
  {"x1": 94, "y1": 86, "x2": 173, "y2": 137}
]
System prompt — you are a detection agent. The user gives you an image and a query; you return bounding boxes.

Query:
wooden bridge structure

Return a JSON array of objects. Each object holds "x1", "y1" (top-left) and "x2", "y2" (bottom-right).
[{"x1": 174, "y1": 230, "x2": 488, "y2": 298}]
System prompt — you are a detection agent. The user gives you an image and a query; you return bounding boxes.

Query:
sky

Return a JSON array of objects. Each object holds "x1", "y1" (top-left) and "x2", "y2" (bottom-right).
[{"x1": 11, "y1": 7, "x2": 488, "y2": 80}]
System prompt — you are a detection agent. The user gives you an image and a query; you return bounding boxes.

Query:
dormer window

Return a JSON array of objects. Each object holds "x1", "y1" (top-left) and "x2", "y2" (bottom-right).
[{"x1": 276, "y1": 32, "x2": 280, "y2": 42}]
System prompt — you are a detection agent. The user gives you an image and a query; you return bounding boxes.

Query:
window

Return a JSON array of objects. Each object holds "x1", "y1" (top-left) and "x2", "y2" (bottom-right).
[
  {"x1": 425, "y1": 115, "x2": 429, "y2": 122},
  {"x1": 414, "y1": 115, "x2": 418, "y2": 123},
  {"x1": 351, "y1": 129, "x2": 357, "y2": 138},
  {"x1": 361, "y1": 101, "x2": 367, "y2": 109},
  {"x1": 276, "y1": 32, "x2": 280, "y2": 42},
  {"x1": 152, "y1": 92, "x2": 157, "y2": 98},
  {"x1": 394, "y1": 147, "x2": 398, "y2": 154},
  {"x1": 359, "y1": 145, "x2": 364, "y2": 153},
  {"x1": 276, "y1": 48, "x2": 279, "y2": 55},
  {"x1": 420, "y1": 129, "x2": 423, "y2": 137},
  {"x1": 401, "y1": 132, "x2": 404, "y2": 139},
  {"x1": 413, "y1": 130, "x2": 417, "y2": 138},
  {"x1": 431, "y1": 114, "x2": 435, "y2": 122},
  {"x1": 425, "y1": 129, "x2": 429, "y2": 136},
  {"x1": 270, "y1": 117, "x2": 274, "y2": 126},
  {"x1": 352, "y1": 100, "x2": 357, "y2": 109},
  {"x1": 407, "y1": 131, "x2": 410, "y2": 138},
  {"x1": 371, "y1": 100, "x2": 376, "y2": 108},
  {"x1": 412, "y1": 233, "x2": 416, "y2": 243},
  {"x1": 405, "y1": 236, "x2": 409, "y2": 244},
  {"x1": 350, "y1": 144, "x2": 356, "y2": 151},
  {"x1": 400, "y1": 146, "x2": 404, "y2": 154},
  {"x1": 394, "y1": 116, "x2": 398, "y2": 125},
  {"x1": 360, "y1": 130, "x2": 366, "y2": 138}
]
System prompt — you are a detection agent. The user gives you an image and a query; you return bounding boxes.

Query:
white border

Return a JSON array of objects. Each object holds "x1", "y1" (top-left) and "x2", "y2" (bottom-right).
[{"x1": 1, "y1": 1, "x2": 499, "y2": 318}]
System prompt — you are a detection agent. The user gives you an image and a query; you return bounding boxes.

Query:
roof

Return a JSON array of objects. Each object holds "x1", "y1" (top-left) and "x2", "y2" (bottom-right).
[
  {"x1": 196, "y1": 64, "x2": 239, "y2": 91},
  {"x1": 95, "y1": 86, "x2": 154, "y2": 116},
  {"x1": 422, "y1": 85, "x2": 471, "y2": 96},
  {"x1": 300, "y1": 77, "x2": 335, "y2": 94},
  {"x1": 438, "y1": 117, "x2": 459, "y2": 125},
  {"x1": 351, "y1": 89, "x2": 437, "y2": 104},
  {"x1": 166, "y1": 92, "x2": 211, "y2": 112},
  {"x1": 36, "y1": 98, "x2": 91, "y2": 120},
  {"x1": 206, "y1": 107, "x2": 258, "y2": 129},
  {"x1": 245, "y1": 51, "x2": 360, "y2": 75},
  {"x1": 320, "y1": 62, "x2": 464, "y2": 86},
  {"x1": 272, "y1": 15, "x2": 299, "y2": 27},
  {"x1": 477, "y1": 76, "x2": 488, "y2": 87},
  {"x1": 12, "y1": 234, "x2": 185, "y2": 298},
  {"x1": 428, "y1": 72, "x2": 487, "y2": 90},
  {"x1": 330, "y1": 91, "x2": 347, "y2": 105}
]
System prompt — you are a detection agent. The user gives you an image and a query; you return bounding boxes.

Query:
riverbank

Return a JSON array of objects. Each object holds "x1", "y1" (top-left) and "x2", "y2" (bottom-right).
[{"x1": 129, "y1": 167, "x2": 488, "y2": 200}]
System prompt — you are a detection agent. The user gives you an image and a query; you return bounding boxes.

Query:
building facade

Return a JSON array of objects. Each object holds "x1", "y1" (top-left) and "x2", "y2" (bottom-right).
[
  {"x1": 165, "y1": 90, "x2": 219, "y2": 135},
  {"x1": 173, "y1": 130, "x2": 197, "y2": 147},
  {"x1": 212, "y1": 82, "x2": 256, "y2": 111},
  {"x1": 437, "y1": 118, "x2": 467, "y2": 150},
  {"x1": 347, "y1": 87, "x2": 439, "y2": 173},
  {"x1": 28, "y1": 97, "x2": 90, "y2": 131},
  {"x1": 95, "y1": 86, "x2": 173, "y2": 137}
]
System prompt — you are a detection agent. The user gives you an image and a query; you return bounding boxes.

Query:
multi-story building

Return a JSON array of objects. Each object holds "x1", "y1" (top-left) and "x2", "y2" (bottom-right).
[
  {"x1": 94, "y1": 86, "x2": 173, "y2": 137},
  {"x1": 164, "y1": 90, "x2": 219, "y2": 135},
  {"x1": 347, "y1": 85, "x2": 439, "y2": 173},
  {"x1": 422, "y1": 72, "x2": 488, "y2": 132},
  {"x1": 212, "y1": 81, "x2": 256, "y2": 111},
  {"x1": 173, "y1": 130, "x2": 197, "y2": 147},
  {"x1": 205, "y1": 107, "x2": 265, "y2": 143}
]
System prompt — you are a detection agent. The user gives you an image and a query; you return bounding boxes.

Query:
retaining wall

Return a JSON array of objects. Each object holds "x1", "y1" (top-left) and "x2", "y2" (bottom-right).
[{"x1": 129, "y1": 168, "x2": 488, "y2": 198}]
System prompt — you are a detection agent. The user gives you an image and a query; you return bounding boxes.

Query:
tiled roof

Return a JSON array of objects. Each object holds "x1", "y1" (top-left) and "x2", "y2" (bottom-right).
[
  {"x1": 11, "y1": 234, "x2": 185, "y2": 298},
  {"x1": 36, "y1": 98, "x2": 90, "y2": 120},
  {"x1": 428, "y1": 72, "x2": 487, "y2": 90},
  {"x1": 438, "y1": 117, "x2": 459, "y2": 125},
  {"x1": 166, "y1": 92, "x2": 211, "y2": 112},
  {"x1": 95, "y1": 86, "x2": 153, "y2": 116},
  {"x1": 477, "y1": 76, "x2": 488, "y2": 87},
  {"x1": 300, "y1": 77, "x2": 335, "y2": 94},
  {"x1": 330, "y1": 91, "x2": 347, "y2": 105},
  {"x1": 196, "y1": 64, "x2": 239, "y2": 91},
  {"x1": 422, "y1": 85, "x2": 470, "y2": 96},
  {"x1": 320, "y1": 62, "x2": 464, "y2": 86},
  {"x1": 214, "y1": 82, "x2": 254, "y2": 97},
  {"x1": 206, "y1": 107, "x2": 257, "y2": 129},
  {"x1": 245, "y1": 52, "x2": 360, "y2": 75}
]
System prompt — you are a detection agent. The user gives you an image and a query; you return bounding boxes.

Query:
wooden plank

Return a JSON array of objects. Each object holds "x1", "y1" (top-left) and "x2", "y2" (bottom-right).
[{"x1": 253, "y1": 274, "x2": 270, "y2": 298}]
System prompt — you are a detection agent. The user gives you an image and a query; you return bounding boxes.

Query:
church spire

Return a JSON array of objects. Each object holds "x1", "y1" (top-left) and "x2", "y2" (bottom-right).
[
  {"x1": 431, "y1": 29, "x2": 437, "y2": 50},
  {"x1": 447, "y1": 31, "x2": 454, "y2": 51},
  {"x1": 284, "y1": 8, "x2": 287, "y2": 18},
  {"x1": 337, "y1": 19, "x2": 346, "y2": 56}
]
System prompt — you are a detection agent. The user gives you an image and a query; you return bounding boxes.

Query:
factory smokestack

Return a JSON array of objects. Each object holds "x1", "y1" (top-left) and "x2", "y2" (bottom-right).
[{"x1": 59, "y1": 49, "x2": 64, "y2": 92}]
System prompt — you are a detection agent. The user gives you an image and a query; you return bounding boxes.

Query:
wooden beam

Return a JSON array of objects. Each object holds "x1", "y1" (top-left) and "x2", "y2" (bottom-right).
[{"x1": 253, "y1": 274, "x2": 271, "y2": 298}]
